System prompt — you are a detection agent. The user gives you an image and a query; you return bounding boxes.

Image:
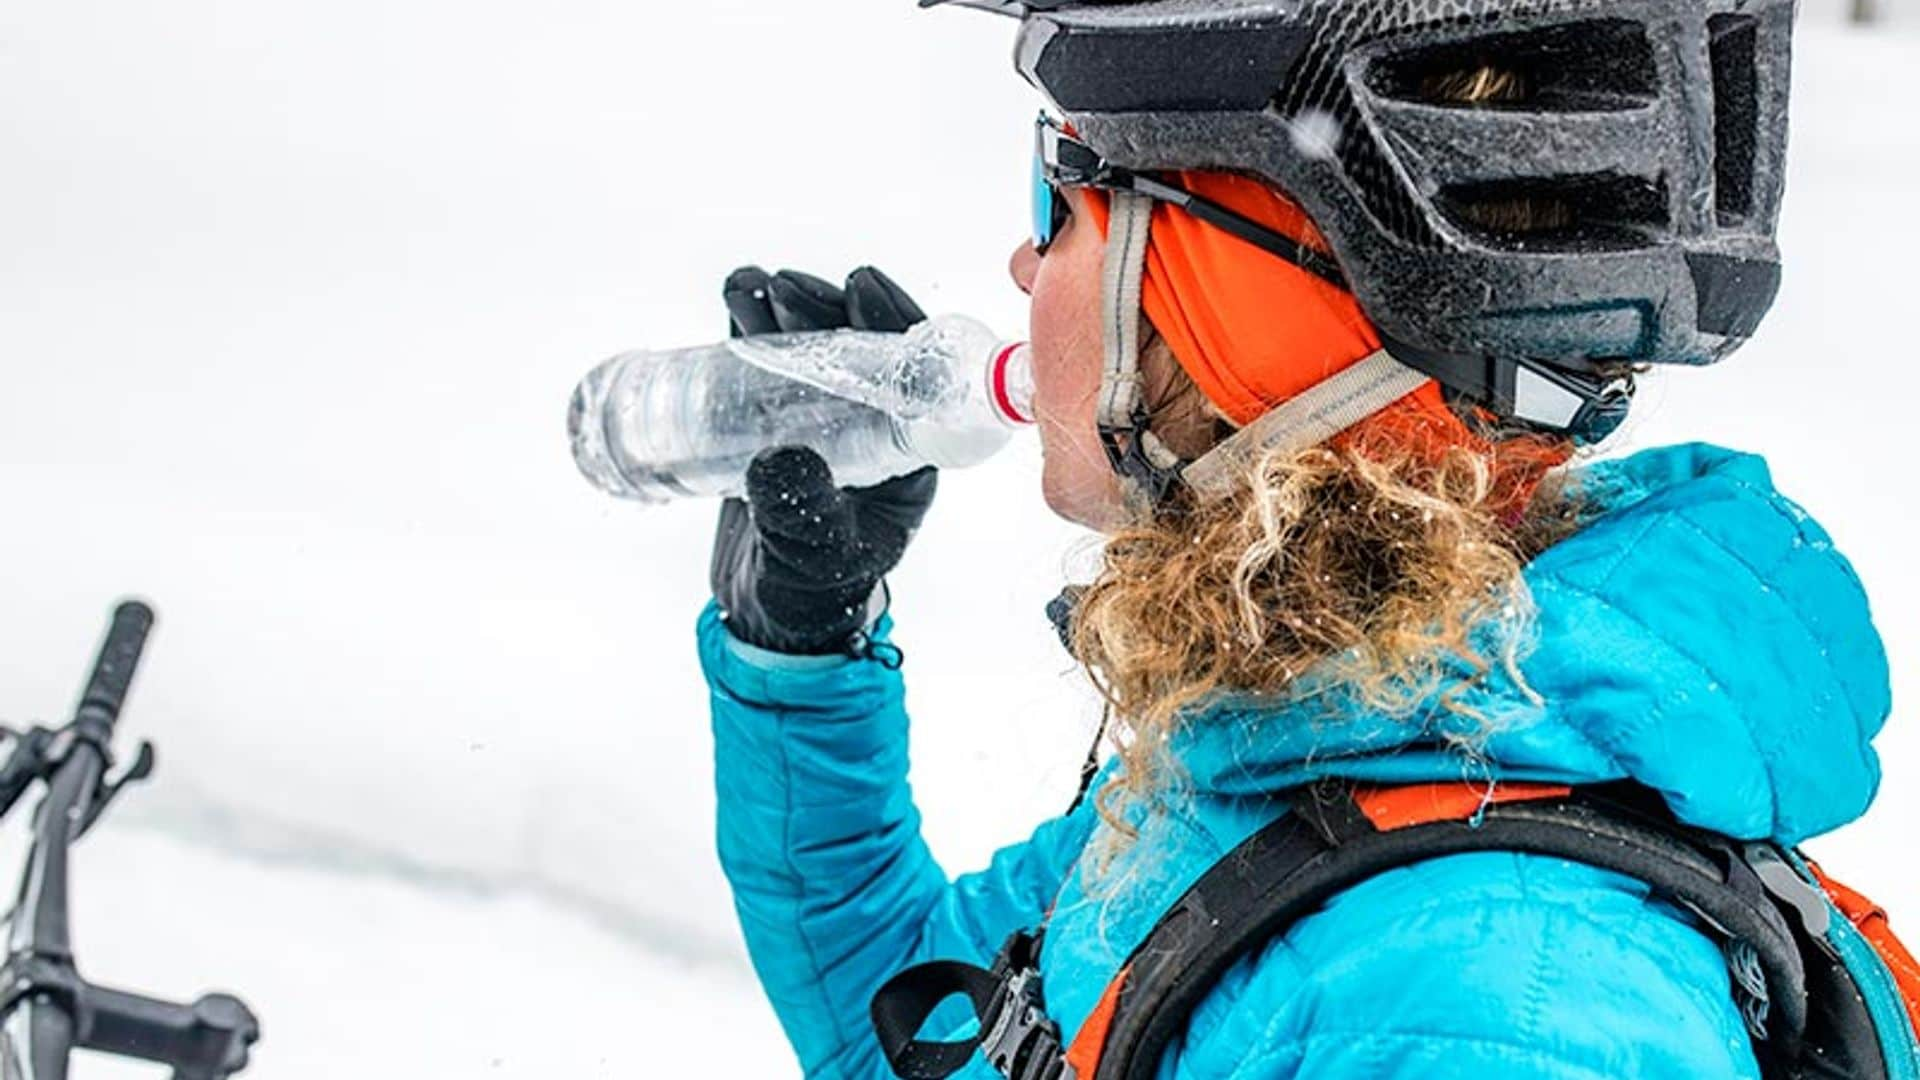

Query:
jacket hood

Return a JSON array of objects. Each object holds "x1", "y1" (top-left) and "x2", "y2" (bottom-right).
[{"x1": 1177, "y1": 443, "x2": 1891, "y2": 844}]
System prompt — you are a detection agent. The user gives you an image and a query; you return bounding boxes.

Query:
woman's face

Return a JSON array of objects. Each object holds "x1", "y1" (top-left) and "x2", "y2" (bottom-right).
[{"x1": 1009, "y1": 189, "x2": 1126, "y2": 531}]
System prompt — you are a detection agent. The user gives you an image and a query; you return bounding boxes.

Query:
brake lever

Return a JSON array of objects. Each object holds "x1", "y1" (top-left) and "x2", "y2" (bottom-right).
[{"x1": 76, "y1": 741, "x2": 156, "y2": 839}]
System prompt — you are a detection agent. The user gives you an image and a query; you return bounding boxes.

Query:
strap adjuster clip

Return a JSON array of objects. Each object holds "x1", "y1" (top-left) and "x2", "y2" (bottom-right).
[
  {"x1": 977, "y1": 931, "x2": 1072, "y2": 1080},
  {"x1": 983, "y1": 968, "x2": 1075, "y2": 1076},
  {"x1": 979, "y1": 967, "x2": 1070, "y2": 1080},
  {"x1": 1745, "y1": 844, "x2": 1832, "y2": 940}
]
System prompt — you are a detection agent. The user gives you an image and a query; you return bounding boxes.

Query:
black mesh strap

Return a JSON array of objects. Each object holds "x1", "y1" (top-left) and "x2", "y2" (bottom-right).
[
  {"x1": 871, "y1": 932, "x2": 1070, "y2": 1080},
  {"x1": 871, "y1": 959, "x2": 1002, "y2": 1078}
]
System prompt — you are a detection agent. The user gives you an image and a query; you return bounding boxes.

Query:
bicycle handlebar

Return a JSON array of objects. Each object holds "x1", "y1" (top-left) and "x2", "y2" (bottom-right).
[
  {"x1": 0, "y1": 600, "x2": 260, "y2": 1080},
  {"x1": 1, "y1": 976, "x2": 258, "y2": 1080},
  {"x1": 81, "y1": 983, "x2": 260, "y2": 1079},
  {"x1": 76, "y1": 601, "x2": 152, "y2": 729}
]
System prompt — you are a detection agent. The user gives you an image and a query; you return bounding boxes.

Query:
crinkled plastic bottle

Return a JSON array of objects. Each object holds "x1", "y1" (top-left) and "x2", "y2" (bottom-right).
[{"x1": 569, "y1": 314, "x2": 1034, "y2": 505}]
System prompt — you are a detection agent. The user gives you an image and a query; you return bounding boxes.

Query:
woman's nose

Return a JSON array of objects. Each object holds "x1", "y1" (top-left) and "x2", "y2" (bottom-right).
[{"x1": 1008, "y1": 239, "x2": 1040, "y2": 296}]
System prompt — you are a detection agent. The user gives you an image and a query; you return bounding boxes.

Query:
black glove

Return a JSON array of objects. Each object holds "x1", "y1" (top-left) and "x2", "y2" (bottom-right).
[{"x1": 709, "y1": 266, "x2": 938, "y2": 656}]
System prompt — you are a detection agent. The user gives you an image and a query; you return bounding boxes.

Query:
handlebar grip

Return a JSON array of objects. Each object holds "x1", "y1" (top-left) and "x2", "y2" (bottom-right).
[
  {"x1": 77, "y1": 601, "x2": 155, "y2": 726},
  {"x1": 79, "y1": 984, "x2": 259, "y2": 1079}
]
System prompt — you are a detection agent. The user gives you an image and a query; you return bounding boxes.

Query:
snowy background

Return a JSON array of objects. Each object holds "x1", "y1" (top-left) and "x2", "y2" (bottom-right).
[{"x1": 1, "y1": 2, "x2": 1915, "y2": 1075}]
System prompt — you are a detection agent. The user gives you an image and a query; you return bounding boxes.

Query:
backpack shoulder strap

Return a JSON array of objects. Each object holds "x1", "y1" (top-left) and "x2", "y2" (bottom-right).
[
  {"x1": 1080, "y1": 780, "x2": 1818, "y2": 1080},
  {"x1": 871, "y1": 781, "x2": 1844, "y2": 1080}
]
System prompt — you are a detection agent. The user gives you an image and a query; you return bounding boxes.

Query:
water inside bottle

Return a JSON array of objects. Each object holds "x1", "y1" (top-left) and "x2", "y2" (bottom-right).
[
  {"x1": 725, "y1": 317, "x2": 994, "y2": 420},
  {"x1": 569, "y1": 316, "x2": 1030, "y2": 506}
]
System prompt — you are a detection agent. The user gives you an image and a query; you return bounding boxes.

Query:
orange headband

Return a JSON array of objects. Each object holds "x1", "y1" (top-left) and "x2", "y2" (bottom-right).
[
  {"x1": 1081, "y1": 172, "x2": 1572, "y2": 519},
  {"x1": 1081, "y1": 173, "x2": 1470, "y2": 441}
]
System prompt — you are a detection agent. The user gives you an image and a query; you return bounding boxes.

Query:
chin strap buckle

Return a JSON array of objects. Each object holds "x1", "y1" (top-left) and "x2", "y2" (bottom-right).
[{"x1": 1099, "y1": 408, "x2": 1185, "y2": 512}]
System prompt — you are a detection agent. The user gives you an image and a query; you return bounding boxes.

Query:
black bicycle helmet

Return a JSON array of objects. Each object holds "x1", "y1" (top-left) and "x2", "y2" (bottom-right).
[{"x1": 928, "y1": 0, "x2": 1794, "y2": 444}]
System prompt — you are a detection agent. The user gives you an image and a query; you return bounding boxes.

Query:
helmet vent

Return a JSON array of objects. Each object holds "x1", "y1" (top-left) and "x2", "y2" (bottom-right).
[
  {"x1": 1437, "y1": 173, "x2": 1670, "y2": 252},
  {"x1": 1710, "y1": 14, "x2": 1761, "y2": 225},
  {"x1": 1370, "y1": 19, "x2": 1657, "y2": 113}
]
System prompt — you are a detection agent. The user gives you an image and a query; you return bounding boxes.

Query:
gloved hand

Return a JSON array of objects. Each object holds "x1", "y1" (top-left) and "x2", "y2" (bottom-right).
[{"x1": 708, "y1": 266, "x2": 939, "y2": 656}]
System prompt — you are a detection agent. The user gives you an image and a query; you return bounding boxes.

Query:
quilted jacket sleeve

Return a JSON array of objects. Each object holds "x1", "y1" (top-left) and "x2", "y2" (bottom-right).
[{"x1": 698, "y1": 603, "x2": 1096, "y2": 1078}]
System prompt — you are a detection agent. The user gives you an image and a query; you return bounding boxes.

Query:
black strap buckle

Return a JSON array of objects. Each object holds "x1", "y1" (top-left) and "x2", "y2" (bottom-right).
[
  {"x1": 1098, "y1": 407, "x2": 1184, "y2": 510},
  {"x1": 980, "y1": 964, "x2": 1070, "y2": 1080}
]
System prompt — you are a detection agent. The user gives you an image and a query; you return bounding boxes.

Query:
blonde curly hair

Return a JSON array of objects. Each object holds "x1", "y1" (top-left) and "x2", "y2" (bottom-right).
[
  {"x1": 1068, "y1": 401, "x2": 1578, "y2": 859},
  {"x1": 1063, "y1": 61, "x2": 1590, "y2": 868}
]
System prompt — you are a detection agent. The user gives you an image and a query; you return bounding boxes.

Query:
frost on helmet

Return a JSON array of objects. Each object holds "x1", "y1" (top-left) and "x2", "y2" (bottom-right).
[{"x1": 946, "y1": 0, "x2": 1795, "y2": 435}]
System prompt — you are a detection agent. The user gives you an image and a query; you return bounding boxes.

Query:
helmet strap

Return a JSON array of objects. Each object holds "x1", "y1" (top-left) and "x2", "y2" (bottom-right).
[
  {"x1": 1181, "y1": 348, "x2": 1429, "y2": 500},
  {"x1": 1097, "y1": 191, "x2": 1185, "y2": 513},
  {"x1": 1095, "y1": 189, "x2": 1430, "y2": 511}
]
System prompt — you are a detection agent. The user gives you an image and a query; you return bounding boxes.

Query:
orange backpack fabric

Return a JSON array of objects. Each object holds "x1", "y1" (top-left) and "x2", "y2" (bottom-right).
[{"x1": 1810, "y1": 863, "x2": 1920, "y2": 1034}]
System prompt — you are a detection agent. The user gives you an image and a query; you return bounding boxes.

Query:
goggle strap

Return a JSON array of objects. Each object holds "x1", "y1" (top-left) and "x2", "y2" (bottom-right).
[
  {"x1": 1042, "y1": 113, "x2": 1348, "y2": 291},
  {"x1": 1127, "y1": 176, "x2": 1348, "y2": 291}
]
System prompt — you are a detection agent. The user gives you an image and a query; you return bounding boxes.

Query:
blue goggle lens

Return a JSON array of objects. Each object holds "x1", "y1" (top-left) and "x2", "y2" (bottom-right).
[
  {"x1": 1032, "y1": 148, "x2": 1056, "y2": 252},
  {"x1": 1032, "y1": 153, "x2": 1072, "y2": 253}
]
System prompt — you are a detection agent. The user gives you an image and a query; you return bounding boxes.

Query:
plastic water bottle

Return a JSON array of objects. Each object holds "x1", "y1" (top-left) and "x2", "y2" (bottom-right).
[{"x1": 568, "y1": 314, "x2": 1034, "y2": 505}]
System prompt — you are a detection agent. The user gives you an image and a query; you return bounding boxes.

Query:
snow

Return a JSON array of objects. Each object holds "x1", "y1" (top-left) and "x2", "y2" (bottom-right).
[
  {"x1": 0, "y1": 2, "x2": 1915, "y2": 1075},
  {"x1": 44, "y1": 826, "x2": 782, "y2": 1078}
]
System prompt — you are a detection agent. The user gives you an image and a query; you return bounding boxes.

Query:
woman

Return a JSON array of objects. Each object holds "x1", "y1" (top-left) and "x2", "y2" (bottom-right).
[{"x1": 699, "y1": 2, "x2": 1892, "y2": 1077}]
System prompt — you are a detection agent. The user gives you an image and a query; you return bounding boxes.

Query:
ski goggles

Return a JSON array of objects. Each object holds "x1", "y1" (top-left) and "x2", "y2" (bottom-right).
[
  {"x1": 1030, "y1": 114, "x2": 1090, "y2": 256},
  {"x1": 1031, "y1": 113, "x2": 1348, "y2": 290}
]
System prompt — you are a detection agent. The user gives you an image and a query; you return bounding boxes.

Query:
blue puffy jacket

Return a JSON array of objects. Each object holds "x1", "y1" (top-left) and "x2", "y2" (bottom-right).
[{"x1": 699, "y1": 444, "x2": 1893, "y2": 1079}]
